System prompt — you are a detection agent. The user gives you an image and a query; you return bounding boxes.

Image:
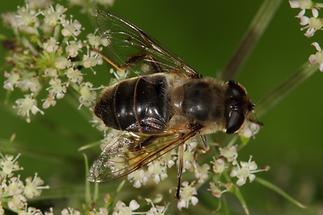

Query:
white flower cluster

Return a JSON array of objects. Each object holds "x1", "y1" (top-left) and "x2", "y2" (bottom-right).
[
  {"x1": 177, "y1": 181, "x2": 198, "y2": 210},
  {"x1": 112, "y1": 199, "x2": 167, "y2": 215},
  {"x1": 0, "y1": 153, "x2": 49, "y2": 214},
  {"x1": 289, "y1": 0, "x2": 323, "y2": 71},
  {"x1": 1, "y1": 3, "x2": 110, "y2": 122},
  {"x1": 0, "y1": 152, "x2": 168, "y2": 215},
  {"x1": 97, "y1": 128, "x2": 265, "y2": 210},
  {"x1": 208, "y1": 145, "x2": 267, "y2": 199},
  {"x1": 124, "y1": 138, "x2": 210, "y2": 191}
]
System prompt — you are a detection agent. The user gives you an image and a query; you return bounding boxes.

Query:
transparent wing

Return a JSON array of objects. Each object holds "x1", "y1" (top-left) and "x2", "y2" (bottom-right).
[
  {"x1": 95, "y1": 10, "x2": 201, "y2": 78},
  {"x1": 88, "y1": 129, "x2": 198, "y2": 182}
]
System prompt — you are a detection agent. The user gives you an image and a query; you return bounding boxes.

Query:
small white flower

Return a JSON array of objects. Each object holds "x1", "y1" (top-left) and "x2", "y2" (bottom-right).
[
  {"x1": 1, "y1": 12, "x2": 19, "y2": 28},
  {"x1": 19, "y1": 207, "x2": 44, "y2": 215},
  {"x1": 177, "y1": 181, "x2": 198, "y2": 210},
  {"x1": 61, "y1": 18, "x2": 82, "y2": 38},
  {"x1": 211, "y1": 158, "x2": 227, "y2": 174},
  {"x1": 181, "y1": 139, "x2": 198, "y2": 172},
  {"x1": 66, "y1": 68, "x2": 83, "y2": 84},
  {"x1": 127, "y1": 169, "x2": 148, "y2": 188},
  {"x1": 289, "y1": 0, "x2": 313, "y2": 9},
  {"x1": 162, "y1": 150, "x2": 175, "y2": 168},
  {"x1": 209, "y1": 182, "x2": 227, "y2": 198},
  {"x1": 7, "y1": 194, "x2": 26, "y2": 212},
  {"x1": 55, "y1": 57, "x2": 71, "y2": 70},
  {"x1": 24, "y1": 174, "x2": 49, "y2": 199},
  {"x1": 4, "y1": 72, "x2": 20, "y2": 91},
  {"x1": 47, "y1": 78, "x2": 67, "y2": 99},
  {"x1": 78, "y1": 82, "x2": 97, "y2": 108},
  {"x1": 6, "y1": 177, "x2": 25, "y2": 196},
  {"x1": 43, "y1": 37, "x2": 58, "y2": 53},
  {"x1": 298, "y1": 9, "x2": 323, "y2": 37},
  {"x1": 194, "y1": 163, "x2": 210, "y2": 183},
  {"x1": 87, "y1": 33, "x2": 110, "y2": 48},
  {"x1": 109, "y1": 68, "x2": 128, "y2": 82},
  {"x1": 66, "y1": 41, "x2": 82, "y2": 58},
  {"x1": 15, "y1": 5, "x2": 39, "y2": 34},
  {"x1": 239, "y1": 120, "x2": 261, "y2": 138},
  {"x1": 61, "y1": 208, "x2": 81, "y2": 215},
  {"x1": 146, "y1": 201, "x2": 167, "y2": 215},
  {"x1": 17, "y1": 77, "x2": 41, "y2": 94},
  {"x1": 0, "y1": 154, "x2": 22, "y2": 176},
  {"x1": 43, "y1": 68, "x2": 58, "y2": 78},
  {"x1": 230, "y1": 156, "x2": 260, "y2": 186},
  {"x1": 112, "y1": 200, "x2": 140, "y2": 215},
  {"x1": 43, "y1": 4, "x2": 66, "y2": 27},
  {"x1": 219, "y1": 145, "x2": 238, "y2": 163},
  {"x1": 44, "y1": 208, "x2": 54, "y2": 215},
  {"x1": 182, "y1": 151, "x2": 195, "y2": 172},
  {"x1": 309, "y1": 42, "x2": 323, "y2": 71},
  {"x1": 42, "y1": 94, "x2": 57, "y2": 109},
  {"x1": 90, "y1": 116, "x2": 109, "y2": 132},
  {"x1": 82, "y1": 51, "x2": 103, "y2": 68},
  {"x1": 147, "y1": 161, "x2": 168, "y2": 184},
  {"x1": 14, "y1": 95, "x2": 44, "y2": 123},
  {"x1": 89, "y1": 208, "x2": 108, "y2": 215}
]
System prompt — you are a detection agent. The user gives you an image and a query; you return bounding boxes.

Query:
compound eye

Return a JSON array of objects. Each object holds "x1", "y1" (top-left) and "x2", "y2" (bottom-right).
[
  {"x1": 227, "y1": 80, "x2": 246, "y2": 98},
  {"x1": 226, "y1": 110, "x2": 245, "y2": 134}
]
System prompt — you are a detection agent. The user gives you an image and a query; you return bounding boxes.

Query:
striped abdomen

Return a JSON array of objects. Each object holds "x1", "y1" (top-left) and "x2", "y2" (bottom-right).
[{"x1": 94, "y1": 75, "x2": 170, "y2": 134}]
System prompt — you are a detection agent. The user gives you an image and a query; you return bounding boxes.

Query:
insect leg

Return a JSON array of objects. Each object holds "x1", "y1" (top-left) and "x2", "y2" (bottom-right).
[
  {"x1": 176, "y1": 143, "x2": 184, "y2": 199},
  {"x1": 199, "y1": 134, "x2": 209, "y2": 153},
  {"x1": 91, "y1": 48, "x2": 124, "y2": 72}
]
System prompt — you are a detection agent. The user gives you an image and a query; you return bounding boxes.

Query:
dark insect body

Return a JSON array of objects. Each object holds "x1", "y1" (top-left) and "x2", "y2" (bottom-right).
[
  {"x1": 89, "y1": 10, "x2": 258, "y2": 199},
  {"x1": 95, "y1": 74, "x2": 253, "y2": 135},
  {"x1": 95, "y1": 75, "x2": 170, "y2": 133}
]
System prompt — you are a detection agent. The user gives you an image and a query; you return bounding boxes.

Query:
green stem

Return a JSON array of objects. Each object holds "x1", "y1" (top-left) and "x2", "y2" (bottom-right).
[
  {"x1": 219, "y1": 0, "x2": 282, "y2": 80},
  {"x1": 78, "y1": 140, "x2": 102, "y2": 152},
  {"x1": 256, "y1": 63, "x2": 317, "y2": 117},
  {"x1": 0, "y1": 138, "x2": 71, "y2": 164},
  {"x1": 93, "y1": 182, "x2": 99, "y2": 203},
  {"x1": 83, "y1": 153, "x2": 92, "y2": 204},
  {"x1": 232, "y1": 186, "x2": 250, "y2": 215},
  {"x1": 256, "y1": 177, "x2": 306, "y2": 209},
  {"x1": 35, "y1": 183, "x2": 116, "y2": 201},
  {"x1": 224, "y1": 173, "x2": 250, "y2": 215}
]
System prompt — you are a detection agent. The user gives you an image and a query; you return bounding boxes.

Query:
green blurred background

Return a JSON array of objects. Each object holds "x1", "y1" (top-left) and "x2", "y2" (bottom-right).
[{"x1": 1, "y1": 0, "x2": 323, "y2": 214}]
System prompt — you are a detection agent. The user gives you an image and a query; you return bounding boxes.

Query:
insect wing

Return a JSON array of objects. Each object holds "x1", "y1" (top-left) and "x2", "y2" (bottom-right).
[
  {"x1": 89, "y1": 130, "x2": 198, "y2": 182},
  {"x1": 95, "y1": 10, "x2": 200, "y2": 78}
]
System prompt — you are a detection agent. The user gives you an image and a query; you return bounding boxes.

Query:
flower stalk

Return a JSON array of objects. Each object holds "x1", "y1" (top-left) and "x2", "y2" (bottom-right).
[
  {"x1": 256, "y1": 63, "x2": 317, "y2": 117},
  {"x1": 255, "y1": 177, "x2": 306, "y2": 209},
  {"x1": 219, "y1": 0, "x2": 282, "y2": 80}
]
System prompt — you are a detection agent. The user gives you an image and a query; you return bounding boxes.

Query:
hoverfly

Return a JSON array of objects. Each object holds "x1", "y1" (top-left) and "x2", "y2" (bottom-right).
[{"x1": 89, "y1": 10, "x2": 256, "y2": 198}]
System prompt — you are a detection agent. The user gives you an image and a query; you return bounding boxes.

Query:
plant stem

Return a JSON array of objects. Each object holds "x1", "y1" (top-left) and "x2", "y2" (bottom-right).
[
  {"x1": 78, "y1": 140, "x2": 102, "y2": 152},
  {"x1": 233, "y1": 186, "x2": 250, "y2": 215},
  {"x1": 219, "y1": 0, "x2": 282, "y2": 80},
  {"x1": 256, "y1": 177, "x2": 306, "y2": 208},
  {"x1": 0, "y1": 138, "x2": 72, "y2": 164},
  {"x1": 83, "y1": 153, "x2": 92, "y2": 203},
  {"x1": 256, "y1": 63, "x2": 317, "y2": 117}
]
